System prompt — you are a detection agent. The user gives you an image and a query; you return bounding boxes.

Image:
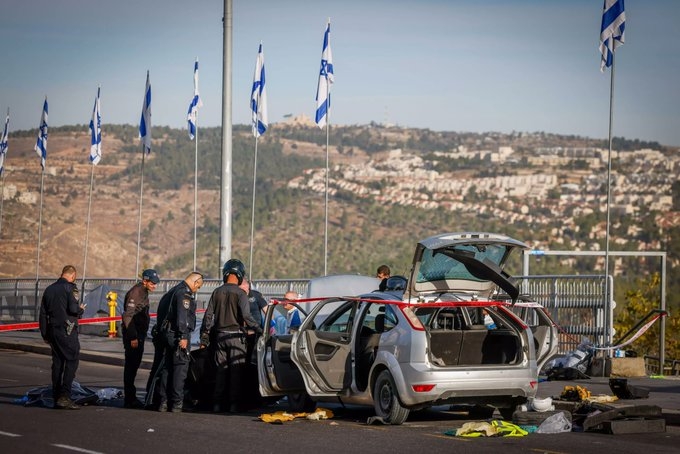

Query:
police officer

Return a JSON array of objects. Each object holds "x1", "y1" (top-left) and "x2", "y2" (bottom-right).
[
  {"x1": 240, "y1": 277, "x2": 267, "y2": 364},
  {"x1": 200, "y1": 259, "x2": 262, "y2": 413},
  {"x1": 155, "y1": 271, "x2": 204, "y2": 413},
  {"x1": 38, "y1": 265, "x2": 84, "y2": 410},
  {"x1": 121, "y1": 268, "x2": 160, "y2": 409}
]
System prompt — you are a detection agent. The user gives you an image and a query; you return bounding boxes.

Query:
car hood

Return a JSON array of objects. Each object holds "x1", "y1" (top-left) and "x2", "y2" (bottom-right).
[{"x1": 407, "y1": 232, "x2": 529, "y2": 302}]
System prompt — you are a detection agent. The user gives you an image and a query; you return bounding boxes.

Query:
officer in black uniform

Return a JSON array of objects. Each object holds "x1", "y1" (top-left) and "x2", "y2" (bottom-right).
[
  {"x1": 38, "y1": 265, "x2": 84, "y2": 410},
  {"x1": 155, "y1": 271, "x2": 204, "y2": 413},
  {"x1": 200, "y1": 259, "x2": 262, "y2": 413},
  {"x1": 121, "y1": 268, "x2": 160, "y2": 408},
  {"x1": 240, "y1": 277, "x2": 267, "y2": 364}
]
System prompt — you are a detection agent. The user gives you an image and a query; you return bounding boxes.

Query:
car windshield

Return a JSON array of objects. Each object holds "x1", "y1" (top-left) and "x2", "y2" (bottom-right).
[{"x1": 416, "y1": 243, "x2": 510, "y2": 284}]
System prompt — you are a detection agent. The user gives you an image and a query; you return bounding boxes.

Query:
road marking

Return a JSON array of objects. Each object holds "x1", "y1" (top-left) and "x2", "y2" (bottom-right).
[
  {"x1": 528, "y1": 449, "x2": 568, "y2": 454},
  {"x1": 424, "y1": 433, "x2": 470, "y2": 442},
  {"x1": 0, "y1": 430, "x2": 22, "y2": 437},
  {"x1": 52, "y1": 444, "x2": 104, "y2": 454}
]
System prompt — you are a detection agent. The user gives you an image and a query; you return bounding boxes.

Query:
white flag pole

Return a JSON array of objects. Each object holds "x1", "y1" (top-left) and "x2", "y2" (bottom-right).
[
  {"x1": 0, "y1": 172, "x2": 4, "y2": 236},
  {"x1": 193, "y1": 112, "x2": 198, "y2": 270},
  {"x1": 248, "y1": 135, "x2": 258, "y2": 279},
  {"x1": 135, "y1": 149, "x2": 146, "y2": 278},
  {"x1": 324, "y1": 84, "x2": 330, "y2": 276},
  {"x1": 0, "y1": 107, "x2": 7, "y2": 237},
  {"x1": 36, "y1": 168, "x2": 45, "y2": 281},
  {"x1": 603, "y1": 53, "x2": 615, "y2": 349},
  {"x1": 82, "y1": 162, "x2": 95, "y2": 282}
]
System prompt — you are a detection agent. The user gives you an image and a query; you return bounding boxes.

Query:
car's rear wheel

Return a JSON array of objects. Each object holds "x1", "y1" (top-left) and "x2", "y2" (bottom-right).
[{"x1": 373, "y1": 370, "x2": 409, "y2": 425}]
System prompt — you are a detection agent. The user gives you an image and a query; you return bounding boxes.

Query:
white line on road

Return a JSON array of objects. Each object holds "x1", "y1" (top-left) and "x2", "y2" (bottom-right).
[
  {"x1": 0, "y1": 430, "x2": 22, "y2": 437},
  {"x1": 52, "y1": 444, "x2": 104, "y2": 454}
]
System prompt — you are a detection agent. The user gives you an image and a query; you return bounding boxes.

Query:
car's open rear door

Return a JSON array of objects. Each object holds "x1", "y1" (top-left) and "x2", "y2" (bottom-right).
[
  {"x1": 292, "y1": 298, "x2": 356, "y2": 396},
  {"x1": 257, "y1": 303, "x2": 308, "y2": 397}
]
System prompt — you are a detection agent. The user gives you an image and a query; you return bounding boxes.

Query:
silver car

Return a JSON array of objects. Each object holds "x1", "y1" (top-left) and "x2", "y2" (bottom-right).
[{"x1": 257, "y1": 232, "x2": 558, "y2": 424}]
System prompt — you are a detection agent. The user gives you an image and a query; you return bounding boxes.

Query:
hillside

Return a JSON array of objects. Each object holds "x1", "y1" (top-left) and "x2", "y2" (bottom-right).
[
  {"x1": 1, "y1": 123, "x2": 678, "y2": 298},
  {"x1": 0, "y1": 124, "x2": 420, "y2": 280}
]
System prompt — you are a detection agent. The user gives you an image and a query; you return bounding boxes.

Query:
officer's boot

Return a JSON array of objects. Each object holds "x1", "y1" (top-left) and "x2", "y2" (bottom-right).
[
  {"x1": 171, "y1": 402, "x2": 183, "y2": 413},
  {"x1": 55, "y1": 395, "x2": 80, "y2": 410}
]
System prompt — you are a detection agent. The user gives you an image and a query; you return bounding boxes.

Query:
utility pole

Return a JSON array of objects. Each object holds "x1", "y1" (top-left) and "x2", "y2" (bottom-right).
[{"x1": 219, "y1": 0, "x2": 233, "y2": 274}]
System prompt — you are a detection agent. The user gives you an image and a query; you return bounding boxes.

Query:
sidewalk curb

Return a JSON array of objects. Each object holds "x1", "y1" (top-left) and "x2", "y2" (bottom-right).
[{"x1": 0, "y1": 340, "x2": 152, "y2": 369}]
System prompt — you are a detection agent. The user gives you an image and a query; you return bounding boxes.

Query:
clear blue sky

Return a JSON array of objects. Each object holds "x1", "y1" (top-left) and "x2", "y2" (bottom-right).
[{"x1": 1, "y1": 0, "x2": 678, "y2": 146}]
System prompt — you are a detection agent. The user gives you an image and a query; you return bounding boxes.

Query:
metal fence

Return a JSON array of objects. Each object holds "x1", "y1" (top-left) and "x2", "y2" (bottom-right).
[
  {"x1": 0, "y1": 278, "x2": 309, "y2": 322},
  {"x1": 517, "y1": 275, "x2": 612, "y2": 355}
]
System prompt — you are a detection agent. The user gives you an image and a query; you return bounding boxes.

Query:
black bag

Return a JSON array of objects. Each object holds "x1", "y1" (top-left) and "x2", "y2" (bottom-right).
[{"x1": 151, "y1": 319, "x2": 170, "y2": 339}]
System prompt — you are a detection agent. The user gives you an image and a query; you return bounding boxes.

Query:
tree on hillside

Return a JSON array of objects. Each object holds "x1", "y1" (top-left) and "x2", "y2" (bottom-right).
[{"x1": 615, "y1": 273, "x2": 680, "y2": 361}]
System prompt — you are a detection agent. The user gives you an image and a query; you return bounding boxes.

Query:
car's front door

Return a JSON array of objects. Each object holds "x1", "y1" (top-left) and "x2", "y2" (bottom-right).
[{"x1": 292, "y1": 298, "x2": 357, "y2": 395}]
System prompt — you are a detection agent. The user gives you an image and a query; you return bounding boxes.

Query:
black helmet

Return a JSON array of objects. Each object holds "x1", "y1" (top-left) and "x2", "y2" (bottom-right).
[{"x1": 222, "y1": 259, "x2": 245, "y2": 285}]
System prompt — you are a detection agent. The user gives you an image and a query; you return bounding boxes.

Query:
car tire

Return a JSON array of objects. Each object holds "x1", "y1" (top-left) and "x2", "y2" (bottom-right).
[
  {"x1": 287, "y1": 392, "x2": 316, "y2": 413},
  {"x1": 512, "y1": 409, "x2": 571, "y2": 425},
  {"x1": 373, "y1": 370, "x2": 409, "y2": 425}
]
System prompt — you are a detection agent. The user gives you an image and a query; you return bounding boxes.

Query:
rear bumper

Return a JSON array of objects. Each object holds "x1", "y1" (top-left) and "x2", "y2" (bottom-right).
[{"x1": 393, "y1": 362, "x2": 538, "y2": 407}]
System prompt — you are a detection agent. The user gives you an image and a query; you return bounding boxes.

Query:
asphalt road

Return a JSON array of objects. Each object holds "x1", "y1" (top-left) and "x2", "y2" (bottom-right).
[{"x1": 1, "y1": 348, "x2": 679, "y2": 454}]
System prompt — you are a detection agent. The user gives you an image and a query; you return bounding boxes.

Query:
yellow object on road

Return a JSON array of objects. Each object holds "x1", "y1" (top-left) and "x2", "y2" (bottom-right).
[
  {"x1": 560, "y1": 385, "x2": 591, "y2": 401},
  {"x1": 259, "y1": 408, "x2": 334, "y2": 424}
]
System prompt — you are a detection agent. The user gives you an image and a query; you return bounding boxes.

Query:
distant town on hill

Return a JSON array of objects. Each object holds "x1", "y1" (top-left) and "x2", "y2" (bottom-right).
[{"x1": 1, "y1": 120, "x2": 678, "y2": 310}]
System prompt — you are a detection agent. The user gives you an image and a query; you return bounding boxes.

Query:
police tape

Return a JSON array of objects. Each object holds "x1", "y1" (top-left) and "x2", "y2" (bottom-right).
[
  {"x1": 0, "y1": 308, "x2": 208, "y2": 333},
  {"x1": 0, "y1": 316, "x2": 121, "y2": 332}
]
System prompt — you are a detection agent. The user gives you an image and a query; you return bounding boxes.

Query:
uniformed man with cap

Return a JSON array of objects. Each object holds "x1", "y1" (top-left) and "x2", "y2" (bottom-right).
[
  {"x1": 38, "y1": 265, "x2": 85, "y2": 409},
  {"x1": 121, "y1": 268, "x2": 160, "y2": 408},
  {"x1": 155, "y1": 271, "x2": 204, "y2": 413}
]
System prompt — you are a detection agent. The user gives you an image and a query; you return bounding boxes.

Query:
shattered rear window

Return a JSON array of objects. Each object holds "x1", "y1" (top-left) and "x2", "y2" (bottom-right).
[{"x1": 416, "y1": 244, "x2": 509, "y2": 284}]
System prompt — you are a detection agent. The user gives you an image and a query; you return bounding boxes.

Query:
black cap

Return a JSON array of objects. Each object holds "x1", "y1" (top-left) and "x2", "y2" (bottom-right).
[{"x1": 142, "y1": 269, "x2": 160, "y2": 284}]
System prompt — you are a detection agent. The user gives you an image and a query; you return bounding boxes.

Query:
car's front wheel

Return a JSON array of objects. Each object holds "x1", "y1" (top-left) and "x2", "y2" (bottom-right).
[{"x1": 373, "y1": 370, "x2": 409, "y2": 425}]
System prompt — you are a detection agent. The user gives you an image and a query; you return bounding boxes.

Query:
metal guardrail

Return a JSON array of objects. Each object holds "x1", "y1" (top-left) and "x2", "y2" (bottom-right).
[{"x1": 644, "y1": 356, "x2": 680, "y2": 376}]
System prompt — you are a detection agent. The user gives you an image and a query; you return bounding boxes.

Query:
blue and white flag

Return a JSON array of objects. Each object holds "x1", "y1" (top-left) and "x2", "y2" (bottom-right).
[
  {"x1": 139, "y1": 71, "x2": 151, "y2": 153},
  {"x1": 315, "y1": 19, "x2": 334, "y2": 128},
  {"x1": 187, "y1": 59, "x2": 202, "y2": 140},
  {"x1": 0, "y1": 109, "x2": 8, "y2": 177},
  {"x1": 35, "y1": 98, "x2": 48, "y2": 170},
  {"x1": 89, "y1": 87, "x2": 102, "y2": 165},
  {"x1": 251, "y1": 43, "x2": 268, "y2": 138},
  {"x1": 599, "y1": 0, "x2": 625, "y2": 72}
]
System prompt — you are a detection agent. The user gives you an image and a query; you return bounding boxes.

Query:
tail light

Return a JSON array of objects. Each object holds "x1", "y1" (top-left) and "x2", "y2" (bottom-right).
[{"x1": 400, "y1": 305, "x2": 425, "y2": 331}]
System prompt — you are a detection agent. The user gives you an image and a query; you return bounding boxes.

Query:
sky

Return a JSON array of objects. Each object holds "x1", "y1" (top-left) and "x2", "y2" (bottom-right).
[{"x1": 1, "y1": 0, "x2": 679, "y2": 147}]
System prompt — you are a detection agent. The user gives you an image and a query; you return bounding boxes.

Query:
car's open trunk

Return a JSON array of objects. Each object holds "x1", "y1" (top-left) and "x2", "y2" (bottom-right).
[{"x1": 428, "y1": 326, "x2": 521, "y2": 366}]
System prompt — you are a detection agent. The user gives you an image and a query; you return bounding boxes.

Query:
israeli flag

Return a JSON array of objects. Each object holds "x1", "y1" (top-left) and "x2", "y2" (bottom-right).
[
  {"x1": 35, "y1": 98, "x2": 48, "y2": 169},
  {"x1": 139, "y1": 71, "x2": 151, "y2": 153},
  {"x1": 251, "y1": 43, "x2": 268, "y2": 138},
  {"x1": 0, "y1": 109, "x2": 8, "y2": 176},
  {"x1": 89, "y1": 87, "x2": 102, "y2": 165},
  {"x1": 315, "y1": 19, "x2": 334, "y2": 128},
  {"x1": 599, "y1": 0, "x2": 625, "y2": 72},
  {"x1": 187, "y1": 59, "x2": 202, "y2": 140}
]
